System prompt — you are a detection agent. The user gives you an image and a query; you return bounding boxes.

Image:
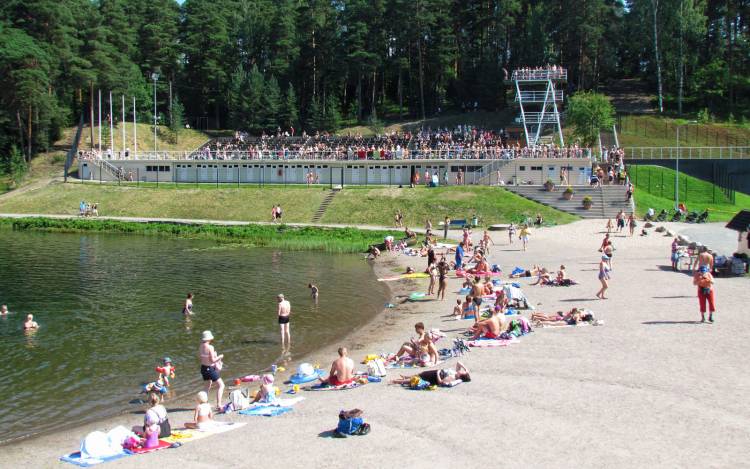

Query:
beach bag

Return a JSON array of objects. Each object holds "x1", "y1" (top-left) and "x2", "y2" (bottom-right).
[
  {"x1": 366, "y1": 359, "x2": 386, "y2": 378},
  {"x1": 229, "y1": 389, "x2": 250, "y2": 411},
  {"x1": 334, "y1": 409, "x2": 370, "y2": 437}
]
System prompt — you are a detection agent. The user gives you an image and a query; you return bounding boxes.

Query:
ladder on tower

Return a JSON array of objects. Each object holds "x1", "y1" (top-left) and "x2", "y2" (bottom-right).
[{"x1": 509, "y1": 68, "x2": 566, "y2": 147}]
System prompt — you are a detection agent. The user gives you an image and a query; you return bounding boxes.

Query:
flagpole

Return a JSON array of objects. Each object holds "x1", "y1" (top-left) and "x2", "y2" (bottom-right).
[
  {"x1": 98, "y1": 89, "x2": 102, "y2": 155},
  {"x1": 109, "y1": 91, "x2": 114, "y2": 157},
  {"x1": 121, "y1": 95, "x2": 125, "y2": 157},
  {"x1": 133, "y1": 97, "x2": 137, "y2": 158}
]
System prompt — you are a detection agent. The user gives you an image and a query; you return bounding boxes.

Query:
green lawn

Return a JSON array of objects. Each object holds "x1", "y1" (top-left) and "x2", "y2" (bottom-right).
[
  {"x1": 321, "y1": 185, "x2": 578, "y2": 226},
  {"x1": 618, "y1": 115, "x2": 750, "y2": 148},
  {"x1": 0, "y1": 183, "x2": 577, "y2": 227},
  {"x1": 630, "y1": 164, "x2": 750, "y2": 221}
]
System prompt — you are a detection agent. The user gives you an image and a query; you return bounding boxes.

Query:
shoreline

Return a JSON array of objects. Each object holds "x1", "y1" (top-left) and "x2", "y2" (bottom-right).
[
  {"x1": 0, "y1": 215, "x2": 404, "y2": 253},
  {"x1": 3, "y1": 219, "x2": 748, "y2": 468}
]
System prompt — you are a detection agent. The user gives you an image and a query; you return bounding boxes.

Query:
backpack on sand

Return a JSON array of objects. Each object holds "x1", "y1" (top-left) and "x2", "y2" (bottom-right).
[{"x1": 366, "y1": 358, "x2": 386, "y2": 377}]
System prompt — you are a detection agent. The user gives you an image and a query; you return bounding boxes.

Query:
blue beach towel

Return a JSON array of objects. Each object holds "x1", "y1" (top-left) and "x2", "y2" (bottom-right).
[
  {"x1": 239, "y1": 406, "x2": 293, "y2": 417},
  {"x1": 59, "y1": 452, "x2": 131, "y2": 467}
]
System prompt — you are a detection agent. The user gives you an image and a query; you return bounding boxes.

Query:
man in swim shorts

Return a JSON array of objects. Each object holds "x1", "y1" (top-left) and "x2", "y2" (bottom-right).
[
  {"x1": 321, "y1": 347, "x2": 355, "y2": 386},
  {"x1": 472, "y1": 307, "x2": 505, "y2": 339},
  {"x1": 277, "y1": 294, "x2": 291, "y2": 348}
]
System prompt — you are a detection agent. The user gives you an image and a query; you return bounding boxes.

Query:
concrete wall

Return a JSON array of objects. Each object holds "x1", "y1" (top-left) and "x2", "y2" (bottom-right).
[{"x1": 79, "y1": 158, "x2": 593, "y2": 186}]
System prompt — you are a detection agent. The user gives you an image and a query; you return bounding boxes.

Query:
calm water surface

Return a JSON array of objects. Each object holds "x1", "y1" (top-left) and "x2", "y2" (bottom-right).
[{"x1": 0, "y1": 229, "x2": 388, "y2": 443}]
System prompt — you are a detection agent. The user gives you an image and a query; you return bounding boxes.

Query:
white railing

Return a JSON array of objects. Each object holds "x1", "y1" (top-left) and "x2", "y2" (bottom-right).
[
  {"x1": 512, "y1": 69, "x2": 567, "y2": 81},
  {"x1": 82, "y1": 148, "x2": 595, "y2": 162},
  {"x1": 624, "y1": 146, "x2": 750, "y2": 160},
  {"x1": 515, "y1": 112, "x2": 564, "y2": 124},
  {"x1": 515, "y1": 90, "x2": 564, "y2": 102}
]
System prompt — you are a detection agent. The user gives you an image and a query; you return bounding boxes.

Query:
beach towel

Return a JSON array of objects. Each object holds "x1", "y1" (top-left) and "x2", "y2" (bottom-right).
[
  {"x1": 248, "y1": 396, "x2": 305, "y2": 408},
  {"x1": 408, "y1": 292, "x2": 428, "y2": 301},
  {"x1": 306, "y1": 381, "x2": 364, "y2": 391},
  {"x1": 161, "y1": 422, "x2": 247, "y2": 444},
  {"x1": 378, "y1": 272, "x2": 430, "y2": 281},
  {"x1": 59, "y1": 452, "x2": 130, "y2": 467},
  {"x1": 406, "y1": 379, "x2": 463, "y2": 390},
  {"x1": 467, "y1": 338, "x2": 517, "y2": 347},
  {"x1": 126, "y1": 440, "x2": 172, "y2": 454},
  {"x1": 239, "y1": 406, "x2": 293, "y2": 417},
  {"x1": 385, "y1": 359, "x2": 445, "y2": 370}
]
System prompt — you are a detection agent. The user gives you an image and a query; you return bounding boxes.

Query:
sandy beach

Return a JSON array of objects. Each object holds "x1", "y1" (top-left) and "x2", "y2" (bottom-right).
[{"x1": 2, "y1": 219, "x2": 748, "y2": 468}]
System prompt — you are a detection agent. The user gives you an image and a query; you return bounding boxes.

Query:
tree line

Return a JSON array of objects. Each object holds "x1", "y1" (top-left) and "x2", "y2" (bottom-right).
[{"x1": 1, "y1": 0, "x2": 748, "y2": 164}]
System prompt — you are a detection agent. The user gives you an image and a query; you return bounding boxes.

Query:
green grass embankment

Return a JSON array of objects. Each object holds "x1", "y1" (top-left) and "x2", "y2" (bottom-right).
[
  {"x1": 0, "y1": 183, "x2": 578, "y2": 227},
  {"x1": 618, "y1": 115, "x2": 750, "y2": 148},
  {"x1": 630, "y1": 165, "x2": 750, "y2": 221},
  {"x1": 2, "y1": 217, "x2": 400, "y2": 254}
]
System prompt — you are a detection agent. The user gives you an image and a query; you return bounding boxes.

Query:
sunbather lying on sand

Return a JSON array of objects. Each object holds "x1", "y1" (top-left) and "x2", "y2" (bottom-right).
[
  {"x1": 390, "y1": 362, "x2": 471, "y2": 386},
  {"x1": 531, "y1": 308, "x2": 594, "y2": 326},
  {"x1": 509, "y1": 265, "x2": 542, "y2": 278}
]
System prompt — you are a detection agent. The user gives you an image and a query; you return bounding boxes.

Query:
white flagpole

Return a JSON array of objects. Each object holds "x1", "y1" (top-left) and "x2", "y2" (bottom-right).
[
  {"x1": 133, "y1": 97, "x2": 137, "y2": 158},
  {"x1": 109, "y1": 91, "x2": 114, "y2": 157},
  {"x1": 121, "y1": 95, "x2": 125, "y2": 157},
  {"x1": 98, "y1": 89, "x2": 102, "y2": 155}
]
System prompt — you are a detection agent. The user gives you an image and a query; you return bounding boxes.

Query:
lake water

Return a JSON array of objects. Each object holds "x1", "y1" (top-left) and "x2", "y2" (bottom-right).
[{"x1": 0, "y1": 229, "x2": 389, "y2": 443}]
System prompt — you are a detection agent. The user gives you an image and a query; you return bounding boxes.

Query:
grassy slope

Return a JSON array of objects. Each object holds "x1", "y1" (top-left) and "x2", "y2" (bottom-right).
[
  {"x1": 618, "y1": 115, "x2": 750, "y2": 148},
  {"x1": 0, "y1": 184, "x2": 328, "y2": 221},
  {"x1": 0, "y1": 184, "x2": 577, "y2": 227},
  {"x1": 321, "y1": 186, "x2": 577, "y2": 226},
  {"x1": 336, "y1": 110, "x2": 515, "y2": 137},
  {"x1": 80, "y1": 122, "x2": 209, "y2": 153},
  {"x1": 630, "y1": 165, "x2": 750, "y2": 221}
]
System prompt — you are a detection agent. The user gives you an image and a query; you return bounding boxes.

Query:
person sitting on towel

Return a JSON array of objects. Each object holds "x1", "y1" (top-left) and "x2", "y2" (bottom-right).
[
  {"x1": 471, "y1": 307, "x2": 506, "y2": 339},
  {"x1": 394, "y1": 322, "x2": 439, "y2": 365},
  {"x1": 319, "y1": 347, "x2": 355, "y2": 386},
  {"x1": 390, "y1": 362, "x2": 471, "y2": 387}
]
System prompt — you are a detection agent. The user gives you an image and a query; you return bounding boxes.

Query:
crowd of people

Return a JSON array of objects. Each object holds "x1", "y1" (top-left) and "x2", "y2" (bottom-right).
[{"x1": 186, "y1": 126, "x2": 594, "y2": 162}]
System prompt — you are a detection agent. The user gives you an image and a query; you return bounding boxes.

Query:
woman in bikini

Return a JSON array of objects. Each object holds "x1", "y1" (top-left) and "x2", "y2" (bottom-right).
[
  {"x1": 182, "y1": 293, "x2": 194, "y2": 316},
  {"x1": 390, "y1": 362, "x2": 471, "y2": 386}
]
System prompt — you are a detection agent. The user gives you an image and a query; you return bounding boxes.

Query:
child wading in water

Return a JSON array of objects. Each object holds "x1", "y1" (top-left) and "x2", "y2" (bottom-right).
[{"x1": 308, "y1": 283, "x2": 319, "y2": 300}]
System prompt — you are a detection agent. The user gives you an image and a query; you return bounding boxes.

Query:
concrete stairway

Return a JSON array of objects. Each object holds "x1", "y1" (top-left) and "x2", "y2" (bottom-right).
[
  {"x1": 505, "y1": 185, "x2": 634, "y2": 219},
  {"x1": 311, "y1": 189, "x2": 338, "y2": 223}
]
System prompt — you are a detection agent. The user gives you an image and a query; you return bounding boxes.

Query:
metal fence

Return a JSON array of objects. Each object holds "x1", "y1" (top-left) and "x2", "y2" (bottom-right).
[
  {"x1": 624, "y1": 146, "x2": 750, "y2": 160},
  {"x1": 82, "y1": 148, "x2": 595, "y2": 162}
]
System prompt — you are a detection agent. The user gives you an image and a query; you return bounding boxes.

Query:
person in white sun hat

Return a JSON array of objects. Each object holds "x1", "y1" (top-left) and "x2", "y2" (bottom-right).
[{"x1": 199, "y1": 330, "x2": 225, "y2": 410}]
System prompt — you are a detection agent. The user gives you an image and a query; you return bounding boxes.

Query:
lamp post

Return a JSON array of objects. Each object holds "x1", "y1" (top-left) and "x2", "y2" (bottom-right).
[
  {"x1": 675, "y1": 120, "x2": 697, "y2": 209},
  {"x1": 151, "y1": 72, "x2": 159, "y2": 152}
]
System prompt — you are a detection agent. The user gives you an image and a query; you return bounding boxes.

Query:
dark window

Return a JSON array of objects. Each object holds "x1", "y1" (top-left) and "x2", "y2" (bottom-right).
[
  {"x1": 519, "y1": 166, "x2": 526, "y2": 171},
  {"x1": 531, "y1": 166, "x2": 542, "y2": 171}
]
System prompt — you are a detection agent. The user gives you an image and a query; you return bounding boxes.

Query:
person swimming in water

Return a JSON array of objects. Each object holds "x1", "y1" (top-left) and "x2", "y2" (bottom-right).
[
  {"x1": 182, "y1": 293, "x2": 194, "y2": 316},
  {"x1": 23, "y1": 314, "x2": 39, "y2": 330},
  {"x1": 308, "y1": 283, "x2": 319, "y2": 300},
  {"x1": 0, "y1": 304, "x2": 8, "y2": 316}
]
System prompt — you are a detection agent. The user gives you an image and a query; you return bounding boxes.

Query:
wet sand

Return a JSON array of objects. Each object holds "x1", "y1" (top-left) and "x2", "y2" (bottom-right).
[{"x1": 2, "y1": 219, "x2": 748, "y2": 468}]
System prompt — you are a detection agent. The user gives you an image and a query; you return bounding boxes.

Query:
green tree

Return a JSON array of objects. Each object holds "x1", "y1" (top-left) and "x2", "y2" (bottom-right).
[
  {"x1": 566, "y1": 92, "x2": 615, "y2": 146},
  {"x1": 261, "y1": 75, "x2": 281, "y2": 131},
  {"x1": 279, "y1": 83, "x2": 299, "y2": 131}
]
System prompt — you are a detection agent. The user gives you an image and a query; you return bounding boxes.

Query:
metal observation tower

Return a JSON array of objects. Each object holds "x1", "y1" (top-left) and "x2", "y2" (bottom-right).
[{"x1": 509, "y1": 67, "x2": 566, "y2": 147}]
